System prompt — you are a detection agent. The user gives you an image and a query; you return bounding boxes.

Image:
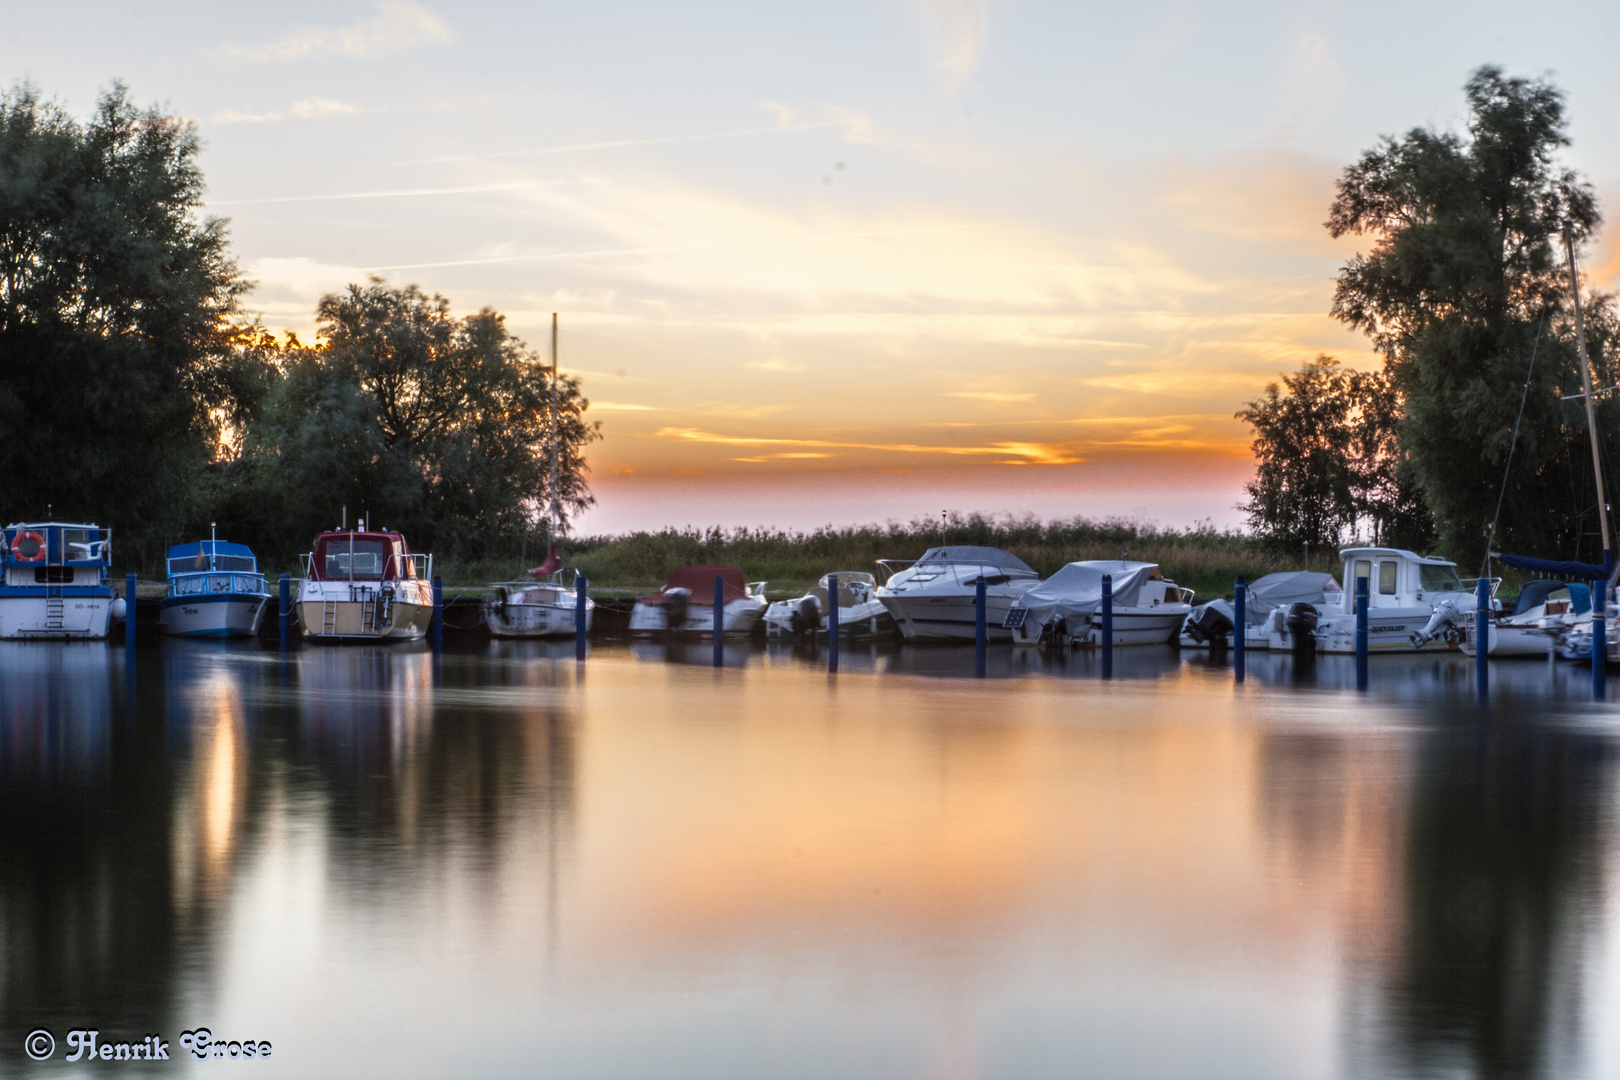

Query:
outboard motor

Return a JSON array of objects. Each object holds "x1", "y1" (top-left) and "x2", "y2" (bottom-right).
[
  {"x1": 1410, "y1": 599, "x2": 1458, "y2": 648},
  {"x1": 664, "y1": 587, "x2": 690, "y2": 630},
  {"x1": 789, "y1": 596, "x2": 821, "y2": 636},
  {"x1": 1185, "y1": 603, "x2": 1234, "y2": 646},
  {"x1": 1284, "y1": 602, "x2": 1318, "y2": 657}
]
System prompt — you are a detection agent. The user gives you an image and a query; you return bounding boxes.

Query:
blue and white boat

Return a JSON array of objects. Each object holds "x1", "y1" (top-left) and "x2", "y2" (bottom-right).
[
  {"x1": 0, "y1": 521, "x2": 122, "y2": 639},
  {"x1": 160, "y1": 531, "x2": 271, "y2": 639}
]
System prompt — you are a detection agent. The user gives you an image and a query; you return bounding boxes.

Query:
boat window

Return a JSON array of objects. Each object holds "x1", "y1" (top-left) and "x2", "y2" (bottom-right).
[
  {"x1": 1378, "y1": 561, "x2": 1398, "y2": 595},
  {"x1": 173, "y1": 576, "x2": 207, "y2": 595},
  {"x1": 1352, "y1": 560, "x2": 1371, "y2": 591},
  {"x1": 1419, "y1": 564, "x2": 1463, "y2": 593},
  {"x1": 215, "y1": 554, "x2": 256, "y2": 572},
  {"x1": 33, "y1": 567, "x2": 74, "y2": 584},
  {"x1": 326, "y1": 540, "x2": 390, "y2": 579},
  {"x1": 233, "y1": 575, "x2": 263, "y2": 594},
  {"x1": 170, "y1": 554, "x2": 209, "y2": 575}
]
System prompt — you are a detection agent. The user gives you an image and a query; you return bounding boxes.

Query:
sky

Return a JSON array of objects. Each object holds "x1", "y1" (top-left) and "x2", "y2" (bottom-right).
[{"x1": 7, "y1": 1, "x2": 1620, "y2": 535}]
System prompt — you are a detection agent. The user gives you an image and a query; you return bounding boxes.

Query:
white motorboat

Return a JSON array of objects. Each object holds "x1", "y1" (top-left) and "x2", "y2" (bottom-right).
[
  {"x1": 1009, "y1": 560, "x2": 1190, "y2": 647},
  {"x1": 1312, "y1": 547, "x2": 1480, "y2": 654},
  {"x1": 0, "y1": 521, "x2": 122, "y2": 639},
  {"x1": 159, "y1": 531, "x2": 271, "y2": 639},
  {"x1": 485, "y1": 568, "x2": 594, "y2": 638},
  {"x1": 297, "y1": 527, "x2": 435, "y2": 642},
  {"x1": 629, "y1": 565, "x2": 768, "y2": 636},
  {"x1": 764, "y1": 572, "x2": 894, "y2": 639},
  {"x1": 876, "y1": 547, "x2": 1040, "y2": 643},
  {"x1": 1412, "y1": 579, "x2": 1586, "y2": 658},
  {"x1": 1180, "y1": 571, "x2": 1341, "y2": 651}
]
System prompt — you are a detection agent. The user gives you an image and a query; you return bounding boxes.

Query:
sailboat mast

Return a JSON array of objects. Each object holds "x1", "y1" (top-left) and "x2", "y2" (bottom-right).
[
  {"x1": 1564, "y1": 225, "x2": 1612, "y2": 561},
  {"x1": 549, "y1": 312, "x2": 561, "y2": 540}
]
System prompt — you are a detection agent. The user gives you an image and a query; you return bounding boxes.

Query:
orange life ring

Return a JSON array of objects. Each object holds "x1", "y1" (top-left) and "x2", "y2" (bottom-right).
[{"x1": 10, "y1": 529, "x2": 46, "y2": 563}]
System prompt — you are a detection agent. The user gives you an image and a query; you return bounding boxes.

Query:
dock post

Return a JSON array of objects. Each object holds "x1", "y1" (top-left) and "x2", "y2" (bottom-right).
[
  {"x1": 1594, "y1": 578, "x2": 1607, "y2": 700},
  {"x1": 432, "y1": 576, "x2": 444, "y2": 649},
  {"x1": 279, "y1": 573, "x2": 291, "y2": 650},
  {"x1": 1475, "y1": 577, "x2": 1490, "y2": 700},
  {"x1": 713, "y1": 576, "x2": 725, "y2": 668},
  {"x1": 1234, "y1": 578, "x2": 1246, "y2": 684},
  {"x1": 1355, "y1": 576, "x2": 1369, "y2": 691},
  {"x1": 575, "y1": 573, "x2": 588, "y2": 662},
  {"x1": 974, "y1": 575, "x2": 987, "y2": 678},
  {"x1": 827, "y1": 574, "x2": 839, "y2": 674},
  {"x1": 1101, "y1": 574, "x2": 1113, "y2": 680},
  {"x1": 125, "y1": 572, "x2": 138, "y2": 663}
]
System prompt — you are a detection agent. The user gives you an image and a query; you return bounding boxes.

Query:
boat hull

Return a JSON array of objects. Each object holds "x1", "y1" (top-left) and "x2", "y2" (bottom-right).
[
  {"x1": 0, "y1": 591, "x2": 115, "y2": 640},
  {"x1": 488, "y1": 600, "x2": 594, "y2": 638},
  {"x1": 629, "y1": 598, "x2": 766, "y2": 637},
  {"x1": 764, "y1": 599, "x2": 894, "y2": 639},
  {"x1": 297, "y1": 579, "x2": 435, "y2": 642},
  {"x1": 1076, "y1": 608, "x2": 1189, "y2": 647},
  {"x1": 159, "y1": 593, "x2": 269, "y2": 638},
  {"x1": 1460, "y1": 621, "x2": 1554, "y2": 658},
  {"x1": 1314, "y1": 610, "x2": 1459, "y2": 654},
  {"x1": 880, "y1": 592, "x2": 1025, "y2": 642}
]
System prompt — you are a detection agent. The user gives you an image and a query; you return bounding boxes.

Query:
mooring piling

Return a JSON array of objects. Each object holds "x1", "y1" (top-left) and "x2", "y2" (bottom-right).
[
  {"x1": 279, "y1": 573, "x2": 291, "y2": 650},
  {"x1": 125, "y1": 571, "x2": 137, "y2": 666},
  {"x1": 432, "y1": 576, "x2": 444, "y2": 649},
  {"x1": 1355, "y1": 576, "x2": 1369, "y2": 691},
  {"x1": 713, "y1": 576, "x2": 725, "y2": 668},
  {"x1": 974, "y1": 575, "x2": 987, "y2": 678},
  {"x1": 1233, "y1": 578, "x2": 1247, "y2": 684},
  {"x1": 1594, "y1": 578, "x2": 1607, "y2": 700},
  {"x1": 827, "y1": 573, "x2": 839, "y2": 674},
  {"x1": 1475, "y1": 576, "x2": 1490, "y2": 700},
  {"x1": 1100, "y1": 573, "x2": 1113, "y2": 680},
  {"x1": 575, "y1": 573, "x2": 589, "y2": 662}
]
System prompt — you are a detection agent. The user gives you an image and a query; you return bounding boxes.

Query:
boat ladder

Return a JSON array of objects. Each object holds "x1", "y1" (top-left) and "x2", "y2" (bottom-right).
[
  {"x1": 362, "y1": 597, "x2": 377, "y2": 633},
  {"x1": 322, "y1": 600, "x2": 338, "y2": 636},
  {"x1": 45, "y1": 596, "x2": 64, "y2": 630}
]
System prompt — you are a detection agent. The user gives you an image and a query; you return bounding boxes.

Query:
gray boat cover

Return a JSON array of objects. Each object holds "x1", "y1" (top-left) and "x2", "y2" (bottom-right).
[
  {"x1": 914, "y1": 546, "x2": 1037, "y2": 576},
  {"x1": 1183, "y1": 570, "x2": 1339, "y2": 628},
  {"x1": 1016, "y1": 560, "x2": 1157, "y2": 631}
]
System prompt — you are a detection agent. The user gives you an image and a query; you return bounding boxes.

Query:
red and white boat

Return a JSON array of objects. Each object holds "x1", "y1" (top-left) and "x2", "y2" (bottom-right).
[
  {"x1": 297, "y1": 527, "x2": 435, "y2": 642},
  {"x1": 628, "y1": 565, "x2": 767, "y2": 637}
]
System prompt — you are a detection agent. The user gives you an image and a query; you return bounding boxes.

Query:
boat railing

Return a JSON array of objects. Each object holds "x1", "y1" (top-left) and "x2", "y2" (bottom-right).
[
  {"x1": 748, "y1": 580, "x2": 768, "y2": 598},
  {"x1": 875, "y1": 559, "x2": 917, "y2": 584}
]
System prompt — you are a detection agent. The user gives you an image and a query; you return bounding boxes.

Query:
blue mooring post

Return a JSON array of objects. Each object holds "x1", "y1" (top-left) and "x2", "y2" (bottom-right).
[
  {"x1": 1594, "y1": 578, "x2": 1607, "y2": 700},
  {"x1": 279, "y1": 573, "x2": 291, "y2": 650},
  {"x1": 713, "y1": 576, "x2": 725, "y2": 668},
  {"x1": 575, "y1": 573, "x2": 589, "y2": 662},
  {"x1": 1476, "y1": 576, "x2": 1490, "y2": 700},
  {"x1": 124, "y1": 572, "x2": 138, "y2": 664},
  {"x1": 1233, "y1": 578, "x2": 1247, "y2": 684},
  {"x1": 974, "y1": 575, "x2": 987, "y2": 678},
  {"x1": 1355, "y1": 576, "x2": 1370, "y2": 691},
  {"x1": 827, "y1": 574, "x2": 839, "y2": 674},
  {"x1": 1101, "y1": 573, "x2": 1113, "y2": 680},
  {"x1": 432, "y1": 576, "x2": 444, "y2": 649}
]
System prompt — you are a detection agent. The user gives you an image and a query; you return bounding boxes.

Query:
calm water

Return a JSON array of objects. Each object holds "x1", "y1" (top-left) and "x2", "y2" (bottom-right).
[{"x1": 3, "y1": 638, "x2": 1619, "y2": 1079}]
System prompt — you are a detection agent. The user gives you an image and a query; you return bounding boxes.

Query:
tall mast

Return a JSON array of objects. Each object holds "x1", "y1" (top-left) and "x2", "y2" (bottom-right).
[
  {"x1": 549, "y1": 312, "x2": 561, "y2": 541},
  {"x1": 1564, "y1": 224, "x2": 1612, "y2": 563}
]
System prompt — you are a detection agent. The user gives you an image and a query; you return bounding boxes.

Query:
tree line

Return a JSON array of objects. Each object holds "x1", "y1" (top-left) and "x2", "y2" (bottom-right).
[
  {"x1": 0, "y1": 82, "x2": 597, "y2": 570},
  {"x1": 1241, "y1": 66, "x2": 1618, "y2": 567}
]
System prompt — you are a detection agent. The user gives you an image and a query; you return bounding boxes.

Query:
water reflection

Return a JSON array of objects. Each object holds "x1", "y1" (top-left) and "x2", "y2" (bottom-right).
[{"x1": 0, "y1": 639, "x2": 1615, "y2": 1078}]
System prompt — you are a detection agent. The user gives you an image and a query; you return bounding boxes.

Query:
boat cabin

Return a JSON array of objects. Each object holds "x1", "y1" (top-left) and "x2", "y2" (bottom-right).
[
  {"x1": 305, "y1": 531, "x2": 428, "y2": 583},
  {"x1": 1337, "y1": 547, "x2": 1472, "y2": 613},
  {"x1": 166, "y1": 540, "x2": 266, "y2": 598},
  {"x1": 2, "y1": 522, "x2": 111, "y2": 588}
]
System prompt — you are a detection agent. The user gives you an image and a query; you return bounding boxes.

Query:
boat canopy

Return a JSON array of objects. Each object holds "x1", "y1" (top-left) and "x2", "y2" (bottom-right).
[
  {"x1": 1016, "y1": 560, "x2": 1157, "y2": 629},
  {"x1": 1511, "y1": 579, "x2": 1592, "y2": 616},
  {"x1": 1242, "y1": 571, "x2": 1340, "y2": 623},
  {"x1": 914, "y1": 547, "x2": 1037, "y2": 575},
  {"x1": 167, "y1": 540, "x2": 258, "y2": 576},
  {"x1": 1491, "y1": 550, "x2": 1613, "y2": 582},
  {"x1": 309, "y1": 531, "x2": 417, "y2": 582},
  {"x1": 639, "y1": 565, "x2": 752, "y2": 605}
]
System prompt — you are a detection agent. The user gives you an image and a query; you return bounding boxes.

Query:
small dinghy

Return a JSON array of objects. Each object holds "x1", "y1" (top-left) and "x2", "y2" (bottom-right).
[
  {"x1": 764, "y1": 572, "x2": 893, "y2": 639},
  {"x1": 1008, "y1": 560, "x2": 1190, "y2": 647},
  {"x1": 629, "y1": 565, "x2": 768, "y2": 637}
]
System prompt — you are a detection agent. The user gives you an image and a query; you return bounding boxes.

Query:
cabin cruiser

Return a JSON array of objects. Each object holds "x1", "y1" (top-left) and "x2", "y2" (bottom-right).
[
  {"x1": 764, "y1": 572, "x2": 893, "y2": 639},
  {"x1": 628, "y1": 565, "x2": 768, "y2": 636},
  {"x1": 1008, "y1": 560, "x2": 1190, "y2": 646},
  {"x1": 159, "y1": 535, "x2": 271, "y2": 638},
  {"x1": 296, "y1": 527, "x2": 434, "y2": 641},
  {"x1": 0, "y1": 521, "x2": 122, "y2": 639},
  {"x1": 485, "y1": 569, "x2": 594, "y2": 638},
  {"x1": 1180, "y1": 571, "x2": 1341, "y2": 651},
  {"x1": 1312, "y1": 547, "x2": 1480, "y2": 654},
  {"x1": 876, "y1": 547, "x2": 1040, "y2": 642}
]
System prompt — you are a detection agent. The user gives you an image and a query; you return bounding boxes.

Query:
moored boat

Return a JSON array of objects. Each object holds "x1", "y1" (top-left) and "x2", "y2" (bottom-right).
[
  {"x1": 296, "y1": 527, "x2": 434, "y2": 642},
  {"x1": 0, "y1": 521, "x2": 121, "y2": 640},
  {"x1": 628, "y1": 565, "x2": 767, "y2": 637},
  {"x1": 159, "y1": 532, "x2": 271, "y2": 638},
  {"x1": 876, "y1": 547, "x2": 1040, "y2": 643},
  {"x1": 1179, "y1": 571, "x2": 1341, "y2": 651},
  {"x1": 1009, "y1": 560, "x2": 1190, "y2": 647},
  {"x1": 485, "y1": 569, "x2": 594, "y2": 638},
  {"x1": 1312, "y1": 547, "x2": 1479, "y2": 654},
  {"x1": 764, "y1": 572, "x2": 893, "y2": 639}
]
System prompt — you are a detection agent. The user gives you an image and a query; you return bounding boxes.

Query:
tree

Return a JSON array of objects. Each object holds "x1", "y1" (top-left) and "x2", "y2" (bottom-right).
[
  {"x1": 1327, "y1": 65, "x2": 1617, "y2": 563},
  {"x1": 220, "y1": 280, "x2": 599, "y2": 562},
  {"x1": 0, "y1": 82, "x2": 248, "y2": 561}
]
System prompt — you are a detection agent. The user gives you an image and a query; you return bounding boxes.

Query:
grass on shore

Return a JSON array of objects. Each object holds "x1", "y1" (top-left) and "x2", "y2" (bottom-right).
[{"x1": 435, "y1": 515, "x2": 1344, "y2": 602}]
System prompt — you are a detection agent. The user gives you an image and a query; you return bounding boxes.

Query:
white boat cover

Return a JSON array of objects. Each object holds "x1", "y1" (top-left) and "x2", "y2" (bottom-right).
[
  {"x1": 912, "y1": 546, "x2": 1037, "y2": 574},
  {"x1": 1240, "y1": 571, "x2": 1339, "y2": 623},
  {"x1": 1016, "y1": 560, "x2": 1157, "y2": 630}
]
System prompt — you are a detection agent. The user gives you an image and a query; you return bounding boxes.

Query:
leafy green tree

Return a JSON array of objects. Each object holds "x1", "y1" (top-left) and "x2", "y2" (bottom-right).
[
  {"x1": 0, "y1": 82, "x2": 247, "y2": 562},
  {"x1": 221, "y1": 280, "x2": 599, "y2": 562},
  {"x1": 1327, "y1": 65, "x2": 1617, "y2": 562}
]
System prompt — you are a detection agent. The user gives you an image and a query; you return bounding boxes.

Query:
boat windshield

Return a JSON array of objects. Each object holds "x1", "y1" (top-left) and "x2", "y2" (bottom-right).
[
  {"x1": 326, "y1": 540, "x2": 391, "y2": 579},
  {"x1": 1419, "y1": 564, "x2": 1463, "y2": 593}
]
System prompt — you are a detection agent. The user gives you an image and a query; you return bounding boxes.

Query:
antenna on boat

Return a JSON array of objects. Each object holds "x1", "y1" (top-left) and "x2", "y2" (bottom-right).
[
  {"x1": 342, "y1": 505, "x2": 347, "y2": 531},
  {"x1": 1564, "y1": 221, "x2": 1612, "y2": 568}
]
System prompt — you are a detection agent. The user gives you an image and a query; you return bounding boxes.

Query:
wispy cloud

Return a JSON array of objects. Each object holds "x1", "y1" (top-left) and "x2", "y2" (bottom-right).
[
  {"x1": 943, "y1": 391, "x2": 1036, "y2": 403},
  {"x1": 655, "y1": 427, "x2": 1084, "y2": 465},
  {"x1": 292, "y1": 97, "x2": 361, "y2": 119},
  {"x1": 217, "y1": 0, "x2": 452, "y2": 63},
  {"x1": 213, "y1": 107, "x2": 283, "y2": 125},
  {"x1": 927, "y1": 0, "x2": 985, "y2": 90}
]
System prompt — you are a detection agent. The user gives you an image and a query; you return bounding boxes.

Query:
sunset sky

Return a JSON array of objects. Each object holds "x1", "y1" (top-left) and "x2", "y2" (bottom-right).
[{"x1": 9, "y1": 1, "x2": 1620, "y2": 533}]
